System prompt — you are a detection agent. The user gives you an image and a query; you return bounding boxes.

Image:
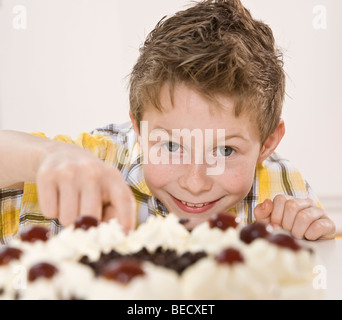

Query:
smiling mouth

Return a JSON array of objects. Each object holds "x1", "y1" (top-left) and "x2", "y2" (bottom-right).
[
  {"x1": 180, "y1": 200, "x2": 210, "y2": 207},
  {"x1": 171, "y1": 196, "x2": 221, "y2": 214}
]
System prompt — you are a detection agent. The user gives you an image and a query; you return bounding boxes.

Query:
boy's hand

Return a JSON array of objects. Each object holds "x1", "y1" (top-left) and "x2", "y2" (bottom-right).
[
  {"x1": 254, "y1": 195, "x2": 336, "y2": 240},
  {"x1": 36, "y1": 143, "x2": 136, "y2": 232}
]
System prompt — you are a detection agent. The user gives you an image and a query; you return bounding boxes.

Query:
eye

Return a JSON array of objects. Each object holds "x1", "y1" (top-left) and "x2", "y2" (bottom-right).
[
  {"x1": 164, "y1": 142, "x2": 181, "y2": 153},
  {"x1": 217, "y1": 146, "x2": 235, "y2": 157}
]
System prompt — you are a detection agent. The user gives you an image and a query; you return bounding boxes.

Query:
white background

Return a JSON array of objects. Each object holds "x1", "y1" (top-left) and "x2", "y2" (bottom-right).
[{"x1": 0, "y1": 0, "x2": 341, "y2": 213}]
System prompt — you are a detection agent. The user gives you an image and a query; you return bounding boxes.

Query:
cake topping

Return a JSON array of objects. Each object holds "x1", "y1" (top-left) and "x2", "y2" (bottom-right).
[
  {"x1": 268, "y1": 233, "x2": 301, "y2": 251},
  {"x1": 20, "y1": 226, "x2": 50, "y2": 243},
  {"x1": 178, "y1": 218, "x2": 190, "y2": 225},
  {"x1": 100, "y1": 259, "x2": 145, "y2": 284},
  {"x1": 74, "y1": 216, "x2": 99, "y2": 231},
  {"x1": 215, "y1": 248, "x2": 244, "y2": 265},
  {"x1": 80, "y1": 246, "x2": 207, "y2": 275},
  {"x1": 28, "y1": 262, "x2": 59, "y2": 282},
  {"x1": 209, "y1": 213, "x2": 238, "y2": 231},
  {"x1": 0, "y1": 247, "x2": 23, "y2": 266},
  {"x1": 239, "y1": 222, "x2": 270, "y2": 244}
]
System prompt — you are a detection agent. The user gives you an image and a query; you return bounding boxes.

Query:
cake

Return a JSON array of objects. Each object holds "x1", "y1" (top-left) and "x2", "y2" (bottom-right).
[{"x1": 0, "y1": 213, "x2": 321, "y2": 300}]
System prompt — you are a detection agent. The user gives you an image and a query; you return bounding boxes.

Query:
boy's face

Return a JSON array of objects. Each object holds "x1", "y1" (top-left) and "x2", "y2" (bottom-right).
[{"x1": 133, "y1": 83, "x2": 265, "y2": 228}]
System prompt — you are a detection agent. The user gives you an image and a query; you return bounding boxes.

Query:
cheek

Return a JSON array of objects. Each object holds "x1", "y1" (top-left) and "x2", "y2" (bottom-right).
[
  {"x1": 221, "y1": 164, "x2": 256, "y2": 195},
  {"x1": 143, "y1": 163, "x2": 175, "y2": 190}
]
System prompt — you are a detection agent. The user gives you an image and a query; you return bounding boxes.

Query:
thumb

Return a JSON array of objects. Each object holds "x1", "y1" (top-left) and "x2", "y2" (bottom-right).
[{"x1": 254, "y1": 199, "x2": 273, "y2": 224}]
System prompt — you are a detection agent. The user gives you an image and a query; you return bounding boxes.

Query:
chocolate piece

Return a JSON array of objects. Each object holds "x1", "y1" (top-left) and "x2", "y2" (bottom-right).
[
  {"x1": 80, "y1": 247, "x2": 207, "y2": 275},
  {"x1": 101, "y1": 259, "x2": 145, "y2": 284},
  {"x1": 178, "y1": 218, "x2": 189, "y2": 225}
]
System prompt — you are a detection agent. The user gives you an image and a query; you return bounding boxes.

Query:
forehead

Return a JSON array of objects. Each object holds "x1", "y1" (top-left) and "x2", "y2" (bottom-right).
[{"x1": 142, "y1": 83, "x2": 258, "y2": 137}]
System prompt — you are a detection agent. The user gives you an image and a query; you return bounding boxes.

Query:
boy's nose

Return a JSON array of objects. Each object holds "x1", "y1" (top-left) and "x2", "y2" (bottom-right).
[{"x1": 178, "y1": 164, "x2": 213, "y2": 195}]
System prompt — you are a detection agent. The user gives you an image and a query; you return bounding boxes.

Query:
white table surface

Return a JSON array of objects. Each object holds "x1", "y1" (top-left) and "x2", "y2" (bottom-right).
[{"x1": 300, "y1": 239, "x2": 342, "y2": 300}]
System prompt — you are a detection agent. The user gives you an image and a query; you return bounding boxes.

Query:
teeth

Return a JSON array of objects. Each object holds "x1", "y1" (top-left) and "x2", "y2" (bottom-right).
[{"x1": 181, "y1": 201, "x2": 210, "y2": 207}]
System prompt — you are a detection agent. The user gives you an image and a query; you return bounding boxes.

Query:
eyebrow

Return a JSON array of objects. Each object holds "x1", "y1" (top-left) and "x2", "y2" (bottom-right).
[
  {"x1": 151, "y1": 126, "x2": 249, "y2": 143},
  {"x1": 224, "y1": 134, "x2": 249, "y2": 142},
  {"x1": 152, "y1": 127, "x2": 173, "y2": 135}
]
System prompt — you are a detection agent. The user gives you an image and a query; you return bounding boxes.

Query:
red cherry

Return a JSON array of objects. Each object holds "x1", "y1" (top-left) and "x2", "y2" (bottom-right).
[
  {"x1": 268, "y1": 233, "x2": 301, "y2": 251},
  {"x1": 20, "y1": 226, "x2": 49, "y2": 243},
  {"x1": 0, "y1": 247, "x2": 23, "y2": 266},
  {"x1": 28, "y1": 262, "x2": 59, "y2": 282},
  {"x1": 209, "y1": 213, "x2": 238, "y2": 231},
  {"x1": 239, "y1": 222, "x2": 270, "y2": 244},
  {"x1": 215, "y1": 248, "x2": 244, "y2": 265},
  {"x1": 74, "y1": 216, "x2": 99, "y2": 231},
  {"x1": 100, "y1": 259, "x2": 145, "y2": 284}
]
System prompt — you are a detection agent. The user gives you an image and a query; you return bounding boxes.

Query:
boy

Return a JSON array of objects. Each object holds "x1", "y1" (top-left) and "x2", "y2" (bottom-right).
[{"x1": 0, "y1": 0, "x2": 335, "y2": 243}]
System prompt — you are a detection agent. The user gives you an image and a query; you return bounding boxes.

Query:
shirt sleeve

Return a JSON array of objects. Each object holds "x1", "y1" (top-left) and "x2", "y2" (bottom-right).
[
  {"x1": 0, "y1": 188, "x2": 23, "y2": 244},
  {"x1": 257, "y1": 152, "x2": 323, "y2": 208},
  {"x1": 234, "y1": 152, "x2": 325, "y2": 224}
]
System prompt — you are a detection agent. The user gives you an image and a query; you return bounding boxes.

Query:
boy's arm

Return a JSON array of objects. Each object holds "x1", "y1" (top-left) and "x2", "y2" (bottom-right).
[
  {"x1": 0, "y1": 130, "x2": 52, "y2": 188},
  {"x1": 0, "y1": 130, "x2": 136, "y2": 231}
]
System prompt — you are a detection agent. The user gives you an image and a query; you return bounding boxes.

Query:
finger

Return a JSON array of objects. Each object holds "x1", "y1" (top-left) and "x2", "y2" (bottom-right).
[
  {"x1": 102, "y1": 204, "x2": 116, "y2": 224},
  {"x1": 270, "y1": 194, "x2": 291, "y2": 227},
  {"x1": 254, "y1": 199, "x2": 273, "y2": 224},
  {"x1": 58, "y1": 181, "x2": 80, "y2": 226},
  {"x1": 304, "y1": 217, "x2": 336, "y2": 241},
  {"x1": 108, "y1": 185, "x2": 136, "y2": 232},
  {"x1": 291, "y1": 206, "x2": 325, "y2": 239},
  {"x1": 37, "y1": 180, "x2": 59, "y2": 220},
  {"x1": 79, "y1": 183, "x2": 102, "y2": 221},
  {"x1": 282, "y1": 198, "x2": 315, "y2": 231},
  {"x1": 102, "y1": 174, "x2": 137, "y2": 232},
  {"x1": 102, "y1": 199, "x2": 136, "y2": 233}
]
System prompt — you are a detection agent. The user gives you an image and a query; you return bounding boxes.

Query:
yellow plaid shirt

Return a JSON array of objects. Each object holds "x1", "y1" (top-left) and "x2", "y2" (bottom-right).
[{"x1": 0, "y1": 122, "x2": 322, "y2": 244}]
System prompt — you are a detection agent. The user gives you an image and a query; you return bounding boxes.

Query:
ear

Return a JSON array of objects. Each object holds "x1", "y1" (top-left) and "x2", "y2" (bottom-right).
[
  {"x1": 257, "y1": 119, "x2": 285, "y2": 162},
  {"x1": 129, "y1": 111, "x2": 140, "y2": 140}
]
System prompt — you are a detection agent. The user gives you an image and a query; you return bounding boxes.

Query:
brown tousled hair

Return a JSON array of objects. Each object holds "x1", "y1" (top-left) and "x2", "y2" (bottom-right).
[{"x1": 129, "y1": 0, "x2": 285, "y2": 143}]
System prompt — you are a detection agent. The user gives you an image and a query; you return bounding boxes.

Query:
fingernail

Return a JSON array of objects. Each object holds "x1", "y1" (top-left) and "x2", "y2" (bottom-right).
[{"x1": 261, "y1": 202, "x2": 265, "y2": 210}]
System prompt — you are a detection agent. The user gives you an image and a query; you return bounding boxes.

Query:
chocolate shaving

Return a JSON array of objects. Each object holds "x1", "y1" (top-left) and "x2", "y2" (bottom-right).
[{"x1": 79, "y1": 246, "x2": 207, "y2": 276}]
